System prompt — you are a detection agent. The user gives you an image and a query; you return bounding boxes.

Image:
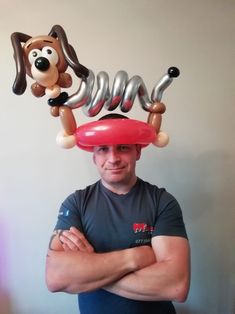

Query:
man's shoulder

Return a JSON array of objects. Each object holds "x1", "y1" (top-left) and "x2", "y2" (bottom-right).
[
  {"x1": 137, "y1": 177, "x2": 165, "y2": 193},
  {"x1": 137, "y1": 178, "x2": 178, "y2": 203},
  {"x1": 64, "y1": 181, "x2": 100, "y2": 203},
  {"x1": 76, "y1": 180, "x2": 100, "y2": 193}
]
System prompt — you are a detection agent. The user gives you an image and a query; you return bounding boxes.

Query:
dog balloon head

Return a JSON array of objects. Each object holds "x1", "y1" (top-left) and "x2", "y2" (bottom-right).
[{"x1": 11, "y1": 25, "x2": 89, "y2": 96}]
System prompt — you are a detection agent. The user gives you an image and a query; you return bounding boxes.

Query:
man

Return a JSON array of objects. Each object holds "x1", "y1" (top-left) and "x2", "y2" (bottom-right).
[{"x1": 46, "y1": 114, "x2": 190, "y2": 314}]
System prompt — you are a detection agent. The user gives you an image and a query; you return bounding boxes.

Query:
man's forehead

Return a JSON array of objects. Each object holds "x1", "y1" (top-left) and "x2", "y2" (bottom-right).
[
  {"x1": 93, "y1": 144, "x2": 140, "y2": 151},
  {"x1": 94, "y1": 144, "x2": 135, "y2": 148}
]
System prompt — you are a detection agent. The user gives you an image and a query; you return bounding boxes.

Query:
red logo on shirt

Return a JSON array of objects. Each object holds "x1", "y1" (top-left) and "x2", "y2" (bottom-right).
[{"x1": 133, "y1": 223, "x2": 154, "y2": 233}]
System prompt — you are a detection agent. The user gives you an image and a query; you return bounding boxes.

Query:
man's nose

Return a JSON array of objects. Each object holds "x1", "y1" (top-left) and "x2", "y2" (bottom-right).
[{"x1": 108, "y1": 149, "x2": 121, "y2": 163}]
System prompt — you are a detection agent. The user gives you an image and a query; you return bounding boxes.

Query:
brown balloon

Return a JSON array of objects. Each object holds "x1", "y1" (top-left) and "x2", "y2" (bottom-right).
[
  {"x1": 147, "y1": 113, "x2": 162, "y2": 134},
  {"x1": 59, "y1": 106, "x2": 77, "y2": 135},
  {"x1": 50, "y1": 106, "x2": 60, "y2": 117},
  {"x1": 149, "y1": 102, "x2": 166, "y2": 114},
  {"x1": 147, "y1": 102, "x2": 166, "y2": 134}
]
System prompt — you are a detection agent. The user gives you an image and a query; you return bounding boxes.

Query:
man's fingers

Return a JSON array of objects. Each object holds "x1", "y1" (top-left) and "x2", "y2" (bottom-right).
[
  {"x1": 69, "y1": 227, "x2": 94, "y2": 253},
  {"x1": 69, "y1": 227, "x2": 84, "y2": 237},
  {"x1": 60, "y1": 230, "x2": 92, "y2": 252},
  {"x1": 62, "y1": 243, "x2": 73, "y2": 252},
  {"x1": 60, "y1": 234, "x2": 80, "y2": 251}
]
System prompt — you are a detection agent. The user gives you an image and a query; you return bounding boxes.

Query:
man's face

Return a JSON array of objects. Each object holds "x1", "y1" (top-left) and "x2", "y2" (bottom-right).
[{"x1": 93, "y1": 144, "x2": 141, "y2": 186}]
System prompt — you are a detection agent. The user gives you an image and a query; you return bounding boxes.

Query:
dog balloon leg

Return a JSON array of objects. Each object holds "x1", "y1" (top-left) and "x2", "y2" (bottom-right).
[{"x1": 148, "y1": 67, "x2": 180, "y2": 147}]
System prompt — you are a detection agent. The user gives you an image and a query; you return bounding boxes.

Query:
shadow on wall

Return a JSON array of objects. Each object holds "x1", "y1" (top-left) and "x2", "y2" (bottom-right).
[
  {"x1": 0, "y1": 290, "x2": 13, "y2": 314},
  {"x1": 0, "y1": 220, "x2": 13, "y2": 314},
  {"x1": 142, "y1": 146, "x2": 235, "y2": 220},
  {"x1": 141, "y1": 147, "x2": 235, "y2": 314}
]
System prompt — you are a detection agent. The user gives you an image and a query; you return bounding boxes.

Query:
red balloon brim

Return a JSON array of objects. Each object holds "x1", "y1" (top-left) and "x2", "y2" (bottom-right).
[{"x1": 75, "y1": 119, "x2": 156, "y2": 152}]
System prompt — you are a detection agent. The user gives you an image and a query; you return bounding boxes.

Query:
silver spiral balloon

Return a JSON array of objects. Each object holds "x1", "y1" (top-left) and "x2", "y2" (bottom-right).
[{"x1": 64, "y1": 67, "x2": 180, "y2": 117}]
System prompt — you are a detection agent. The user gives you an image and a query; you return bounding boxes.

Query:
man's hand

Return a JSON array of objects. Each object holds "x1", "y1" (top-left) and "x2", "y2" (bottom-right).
[{"x1": 59, "y1": 227, "x2": 94, "y2": 253}]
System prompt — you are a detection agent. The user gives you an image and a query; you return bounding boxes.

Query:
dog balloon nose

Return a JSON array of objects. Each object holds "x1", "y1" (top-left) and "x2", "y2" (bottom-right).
[
  {"x1": 35, "y1": 57, "x2": 50, "y2": 71},
  {"x1": 168, "y1": 67, "x2": 180, "y2": 78}
]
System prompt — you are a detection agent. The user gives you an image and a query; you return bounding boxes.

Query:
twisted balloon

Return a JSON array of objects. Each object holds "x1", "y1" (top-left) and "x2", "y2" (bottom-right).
[{"x1": 63, "y1": 67, "x2": 180, "y2": 116}]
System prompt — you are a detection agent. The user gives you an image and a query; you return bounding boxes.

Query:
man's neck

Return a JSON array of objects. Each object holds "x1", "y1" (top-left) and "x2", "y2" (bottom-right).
[{"x1": 101, "y1": 176, "x2": 138, "y2": 195}]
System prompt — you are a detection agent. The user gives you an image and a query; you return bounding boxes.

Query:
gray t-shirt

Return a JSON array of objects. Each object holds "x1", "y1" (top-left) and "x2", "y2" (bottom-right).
[
  {"x1": 54, "y1": 178, "x2": 187, "y2": 314},
  {"x1": 55, "y1": 177, "x2": 187, "y2": 252}
]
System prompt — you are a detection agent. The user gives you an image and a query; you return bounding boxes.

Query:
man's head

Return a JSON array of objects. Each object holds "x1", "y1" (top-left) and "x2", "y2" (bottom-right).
[
  {"x1": 93, "y1": 144, "x2": 141, "y2": 192},
  {"x1": 93, "y1": 113, "x2": 141, "y2": 191}
]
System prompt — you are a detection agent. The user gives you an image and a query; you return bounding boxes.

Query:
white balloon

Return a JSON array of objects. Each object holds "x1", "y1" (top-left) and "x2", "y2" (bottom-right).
[
  {"x1": 152, "y1": 131, "x2": 169, "y2": 148},
  {"x1": 56, "y1": 130, "x2": 76, "y2": 149}
]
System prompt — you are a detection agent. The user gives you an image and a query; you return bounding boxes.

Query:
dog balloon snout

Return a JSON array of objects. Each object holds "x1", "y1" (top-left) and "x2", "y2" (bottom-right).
[{"x1": 35, "y1": 57, "x2": 50, "y2": 71}]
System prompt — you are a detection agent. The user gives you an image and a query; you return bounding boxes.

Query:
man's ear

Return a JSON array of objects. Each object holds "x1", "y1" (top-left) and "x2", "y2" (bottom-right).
[{"x1": 136, "y1": 145, "x2": 142, "y2": 161}]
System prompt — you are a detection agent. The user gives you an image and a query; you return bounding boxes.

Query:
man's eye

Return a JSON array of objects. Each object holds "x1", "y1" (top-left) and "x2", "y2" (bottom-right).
[
  {"x1": 97, "y1": 146, "x2": 108, "y2": 152},
  {"x1": 119, "y1": 145, "x2": 131, "y2": 152}
]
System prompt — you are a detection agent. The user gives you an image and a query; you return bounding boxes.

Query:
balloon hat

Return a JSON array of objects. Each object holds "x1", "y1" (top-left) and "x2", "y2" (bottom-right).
[{"x1": 11, "y1": 24, "x2": 180, "y2": 151}]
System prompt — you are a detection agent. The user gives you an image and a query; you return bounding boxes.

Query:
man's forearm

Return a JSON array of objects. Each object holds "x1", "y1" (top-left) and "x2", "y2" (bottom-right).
[
  {"x1": 46, "y1": 246, "x2": 155, "y2": 294},
  {"x1": 104, "y1": 237, "x2": 191, "y2": 302},
  {"x1": 104, "y1": 260, "x2": 189, "y2": 302}
]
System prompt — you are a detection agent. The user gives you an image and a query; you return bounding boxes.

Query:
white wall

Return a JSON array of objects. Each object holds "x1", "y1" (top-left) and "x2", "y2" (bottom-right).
[{"x1": 0, "y1": 0, "x2": 234, "y2": 313}]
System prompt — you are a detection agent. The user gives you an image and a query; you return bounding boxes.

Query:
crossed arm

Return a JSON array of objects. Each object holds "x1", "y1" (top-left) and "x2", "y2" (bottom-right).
[{"x1": 46, "y1": 227, "x2": 190, "y2": 302}]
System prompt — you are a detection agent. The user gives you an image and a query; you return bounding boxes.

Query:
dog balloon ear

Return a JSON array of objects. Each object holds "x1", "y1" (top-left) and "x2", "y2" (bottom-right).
[
  {"x1": 48, "y1": 24, "x2": 89, "y2": 79},
  {"x1": 11, "y1": 32, "x2": 31, "y2": 95}
]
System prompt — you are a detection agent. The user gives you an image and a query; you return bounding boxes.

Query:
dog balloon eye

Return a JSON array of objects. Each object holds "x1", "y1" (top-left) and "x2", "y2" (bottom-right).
[
  {"x1": 28, "y1": 49, "x2": 42, "y2": 64},
  {"x1": 42, "y1": 46, "x2": 59, "y2": 65}
]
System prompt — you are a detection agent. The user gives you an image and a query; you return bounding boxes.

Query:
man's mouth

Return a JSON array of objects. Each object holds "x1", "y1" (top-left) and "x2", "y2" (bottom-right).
[{"x1": 106, "y1": 167, "x2": 125, "y2": 171}]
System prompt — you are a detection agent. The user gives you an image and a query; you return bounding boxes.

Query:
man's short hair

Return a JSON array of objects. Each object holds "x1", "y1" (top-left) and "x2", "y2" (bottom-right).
[{"x1": 99, "y1": 113, "x2": 129, "y2": 120}]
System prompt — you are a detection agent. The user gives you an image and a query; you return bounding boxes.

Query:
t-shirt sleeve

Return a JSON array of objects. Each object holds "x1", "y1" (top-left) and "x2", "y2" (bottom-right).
[
  {"x1": 152, "y1": 190, "x2": 188, "y2": 239},
  {"x1": 54, "y1": 192, "x2": 83, "y2": 232}
]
